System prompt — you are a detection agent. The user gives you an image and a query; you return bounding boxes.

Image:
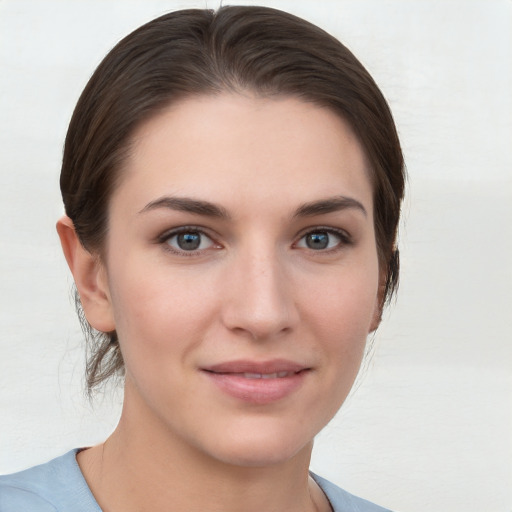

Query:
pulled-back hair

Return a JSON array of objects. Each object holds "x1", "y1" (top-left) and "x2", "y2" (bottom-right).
[{"x1": 60, "y1": 6, "x2": 405, "y2": 392}]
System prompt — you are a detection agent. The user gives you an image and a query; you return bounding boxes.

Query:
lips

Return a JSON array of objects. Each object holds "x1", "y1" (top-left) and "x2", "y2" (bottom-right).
[
  {"x1": 235, "y1": 371, "x2": 294, "y2": 379},
  {"x1": 203, "y1": 359, "x2": 307, "y2": 374},
  {"x1": 201, "y1": 359, "x2": 310, "y2": 404}
]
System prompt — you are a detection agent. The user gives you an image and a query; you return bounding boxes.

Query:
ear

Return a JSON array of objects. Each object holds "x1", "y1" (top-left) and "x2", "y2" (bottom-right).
[
  {"x1": 56, "y1": 216, "x2": 115, "y2": 333},
  {"x1": 369, "y1": 271, "x2": 386, "y2": 333}
]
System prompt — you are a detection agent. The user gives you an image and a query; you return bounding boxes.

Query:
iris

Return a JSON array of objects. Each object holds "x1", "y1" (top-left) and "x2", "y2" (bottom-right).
[
  {"x1": 306, "y1": 232, "x2": 329, "y2": 250},
  {"x1": 177, "y1": 232, "x2": 201, "y2": 250}
]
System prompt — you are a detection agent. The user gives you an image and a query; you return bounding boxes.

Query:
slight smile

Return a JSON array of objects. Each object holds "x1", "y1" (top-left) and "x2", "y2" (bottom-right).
[{"x1": 201, "y1": 360, "x2": 311, "y2": 405}]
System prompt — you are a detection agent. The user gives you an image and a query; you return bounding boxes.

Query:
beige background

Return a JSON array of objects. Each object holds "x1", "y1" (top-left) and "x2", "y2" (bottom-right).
[{"x1": 0, "y1": 1, "x2": 511, "y2": 511}]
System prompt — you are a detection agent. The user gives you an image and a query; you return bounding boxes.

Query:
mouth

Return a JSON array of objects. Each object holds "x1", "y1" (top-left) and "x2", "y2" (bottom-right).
[
  {"x1": 201, "y1": 360, "x2": 310, "y2": 404},
  {"x1": 202, "y1": 359, "x2": 308, "y2": 375},
  {"x1": 219, "y1": 371, "x2": 298, "y2": 379}
]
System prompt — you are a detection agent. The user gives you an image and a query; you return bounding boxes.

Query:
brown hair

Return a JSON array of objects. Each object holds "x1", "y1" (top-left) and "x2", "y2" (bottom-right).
[{"x1": 60, "y1": 6, "x2": 405, "y2": 392}]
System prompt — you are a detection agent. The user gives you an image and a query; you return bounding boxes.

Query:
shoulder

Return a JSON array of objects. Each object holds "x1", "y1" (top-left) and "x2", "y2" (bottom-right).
[
  {"x1": 0, "y1": 450, "x2": 101, "y2": 512},
  {"x1": 311, "y1": 472, "x2": 393, "y2": 512}
]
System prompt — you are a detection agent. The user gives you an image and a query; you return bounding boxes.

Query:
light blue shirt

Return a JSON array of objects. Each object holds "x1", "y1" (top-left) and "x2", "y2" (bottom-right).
[{"x1": 0, "y1": 450, "x2": 391, "y2": 511}]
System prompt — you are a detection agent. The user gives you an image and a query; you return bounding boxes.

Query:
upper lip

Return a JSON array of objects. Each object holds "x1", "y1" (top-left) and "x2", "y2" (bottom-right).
[{"x1": 202, "y1": 359, "x2": 309, "y2": 374}]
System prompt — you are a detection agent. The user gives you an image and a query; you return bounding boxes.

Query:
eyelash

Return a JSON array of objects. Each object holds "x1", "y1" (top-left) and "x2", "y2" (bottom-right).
[
  {"x1": 157, "y1": 226, "x2": 353, "y2": 256},
  {"x1": 294, "y1": 227, "x2": 353, "y2": 254},
  {"x1": 157, "y1": 226, "x2": 219, "y2": 256}
]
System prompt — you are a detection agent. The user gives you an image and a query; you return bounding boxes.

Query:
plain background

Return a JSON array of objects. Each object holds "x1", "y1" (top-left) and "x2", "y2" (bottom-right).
[{"x1": 0, "y1": 1, "x2": 510, "y2": 511}]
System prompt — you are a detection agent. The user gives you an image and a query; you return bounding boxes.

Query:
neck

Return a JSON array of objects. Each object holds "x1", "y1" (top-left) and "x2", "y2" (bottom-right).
[{"x1": 78, "y1": 383, "x2": 328, "y2": 512}]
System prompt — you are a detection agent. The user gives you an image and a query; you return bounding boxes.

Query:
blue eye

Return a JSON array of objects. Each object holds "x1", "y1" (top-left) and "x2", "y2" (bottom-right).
[
  {"x1": 296, "y1": 230, "x2": 347, "y2": 251},
  {"x1": 165, "y1": 230, "x2": 215, "y2": 252}
]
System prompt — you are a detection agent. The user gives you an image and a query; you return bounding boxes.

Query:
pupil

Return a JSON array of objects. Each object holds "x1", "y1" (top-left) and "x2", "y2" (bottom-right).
[
  {"x1": 307, "y1": 232, "x2": 328, "y2": 250},
  {"x1": 177, "y1": 232, "x2": 201, "y2": 250}
]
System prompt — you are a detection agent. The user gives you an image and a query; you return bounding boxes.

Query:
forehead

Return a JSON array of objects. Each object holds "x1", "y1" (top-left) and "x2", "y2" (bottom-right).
[{"x1": 115, "y1": 93, "x2": 373, "y2": 216}]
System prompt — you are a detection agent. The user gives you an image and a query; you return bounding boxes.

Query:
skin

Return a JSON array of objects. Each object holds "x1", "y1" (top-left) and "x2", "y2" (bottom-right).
[{"x1": 58, "y1": 93, "x2": 383, "y2": 512}]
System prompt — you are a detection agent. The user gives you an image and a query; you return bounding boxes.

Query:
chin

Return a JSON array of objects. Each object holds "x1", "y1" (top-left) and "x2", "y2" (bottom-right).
[
  {"x1": 213, "y1": 442, "x2": 310, "y2": 468},
  {"x1": 197, "y1": 420, "x2": 316, "y2": 468}
]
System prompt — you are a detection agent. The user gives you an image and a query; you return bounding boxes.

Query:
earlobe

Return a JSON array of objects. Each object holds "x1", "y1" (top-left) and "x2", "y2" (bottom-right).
[
  {"x1": 56, "y1": 216, "x2": 115, "y2": 333},
  {"x1": 369, "y1": 302, "x2": 383, "y2": 333},
  {"x1": 369, "y1": 274, "x2": 386, "y2": 333}
]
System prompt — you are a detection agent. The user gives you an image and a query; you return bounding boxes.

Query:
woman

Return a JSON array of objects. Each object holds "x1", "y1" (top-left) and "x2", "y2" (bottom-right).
[{"x1": 0, "y1": 6, "x2": 404, "y2": 512}]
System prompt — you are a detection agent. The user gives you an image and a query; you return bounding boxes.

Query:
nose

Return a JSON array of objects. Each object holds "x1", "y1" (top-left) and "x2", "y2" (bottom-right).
[{"x1": 220, "y1": 249, "x2": 299, "y2": 341}]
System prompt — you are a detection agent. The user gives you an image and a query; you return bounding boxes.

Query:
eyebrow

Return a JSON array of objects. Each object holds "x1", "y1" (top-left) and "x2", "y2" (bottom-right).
[
  {"x1": 139, "y1": 196, "x2": 230, "y2": 219},
  {"x1": 293, "y1": 195, "x2": 367, "y2": 218},
  {"x1": 139, "y1": 194, "x2": 367, "y2": 220}
]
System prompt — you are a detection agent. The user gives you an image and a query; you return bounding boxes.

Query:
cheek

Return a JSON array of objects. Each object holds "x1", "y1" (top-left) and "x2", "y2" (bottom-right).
[
  {"x1": 304, "y1": 268, "x2": 379, "y2": 415},
  {"x1": 303, "y1": 263, "x2": 379, "y2": 331},
  {"x1": 106, "y1": 260, "x2": 221, "y2": 368},
  {"x1": 299, "y1": 262, "x2": 379, "y2": 368}
]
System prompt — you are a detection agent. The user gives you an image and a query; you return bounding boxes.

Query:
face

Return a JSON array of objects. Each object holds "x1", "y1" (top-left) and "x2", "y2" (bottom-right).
[{"x1": 97, "y1": 94, "x2": 381, "y2": 467}]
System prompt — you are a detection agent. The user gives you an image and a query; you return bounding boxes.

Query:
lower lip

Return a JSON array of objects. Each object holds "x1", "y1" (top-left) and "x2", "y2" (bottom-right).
[{"x1": 203, "y1": 371, "x2": 308, "y2": 405}]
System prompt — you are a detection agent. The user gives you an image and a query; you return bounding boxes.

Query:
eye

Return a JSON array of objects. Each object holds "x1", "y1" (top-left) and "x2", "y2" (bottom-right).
[
  {"x1": 295, "y1": 229, "x2": 349, "y2": 251},
  {"x1": 162, "y1": 229, "x2": 216, "y2": 254}
]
